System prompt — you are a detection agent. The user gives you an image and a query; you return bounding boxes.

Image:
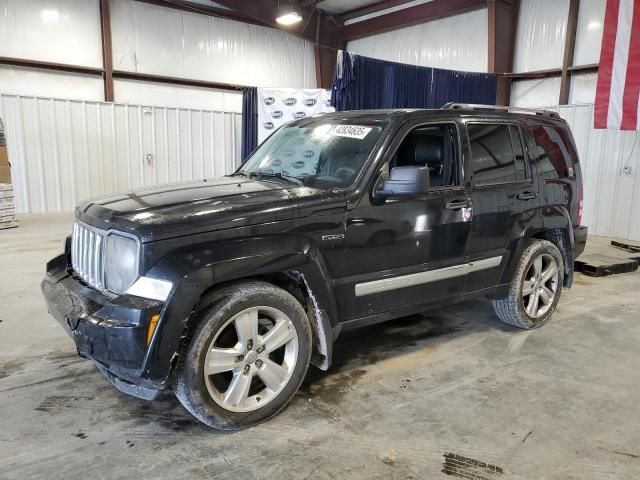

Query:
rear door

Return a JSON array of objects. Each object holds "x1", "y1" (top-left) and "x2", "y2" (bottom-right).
[{"x1": 465, "y1": 121, "x2": 540, "y2": 291}]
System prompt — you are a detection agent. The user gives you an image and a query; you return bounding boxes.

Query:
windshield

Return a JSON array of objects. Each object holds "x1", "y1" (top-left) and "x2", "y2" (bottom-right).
[{"x1": 237, "y1": 119, "x2": 387, "y2": 189}]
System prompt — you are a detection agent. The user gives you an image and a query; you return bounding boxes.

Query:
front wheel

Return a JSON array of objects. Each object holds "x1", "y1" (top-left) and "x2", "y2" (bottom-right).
[
  {"x1": 173, "y1": 281, "x2": 312, "y2": 430},
  {"x1": 492, "y1": 239, "x2": 564, "y2": 329}
]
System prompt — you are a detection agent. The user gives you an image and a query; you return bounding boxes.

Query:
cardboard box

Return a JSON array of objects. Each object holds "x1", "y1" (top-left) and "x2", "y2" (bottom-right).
[
  {"x1": 0, "y1": 146, "x2": 8, "y2": 168},
  {"x1": 0, "y1": 166, "x2": 10, "y2": 184}
]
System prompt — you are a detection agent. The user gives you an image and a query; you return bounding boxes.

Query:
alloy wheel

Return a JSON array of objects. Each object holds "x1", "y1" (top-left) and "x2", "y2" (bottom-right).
[
  {"x1": 203, "y1": 306, "x2": 299, "y2": 412},
  {"x1": 521, "y1": 253, "x2": 559, "y2": 318}
]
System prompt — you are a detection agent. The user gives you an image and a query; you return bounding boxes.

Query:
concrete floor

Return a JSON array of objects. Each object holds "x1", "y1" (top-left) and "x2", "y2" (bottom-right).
[{"x1": 1, "y1": 214, "x2": 639, "y2": 480}]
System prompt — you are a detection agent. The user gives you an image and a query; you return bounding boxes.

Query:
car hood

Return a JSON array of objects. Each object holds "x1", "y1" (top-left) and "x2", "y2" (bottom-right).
[{"x1": 76, "y1": 176, "x2": 346, "y2": 242}]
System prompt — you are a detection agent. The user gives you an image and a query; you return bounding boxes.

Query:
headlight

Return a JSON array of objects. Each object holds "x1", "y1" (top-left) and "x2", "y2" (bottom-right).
[{"x1": 104, "y1": 233, "x2": 139, "y2": 294}]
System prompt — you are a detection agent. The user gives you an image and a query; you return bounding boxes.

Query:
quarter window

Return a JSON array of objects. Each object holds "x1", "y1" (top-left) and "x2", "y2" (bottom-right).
[
  {"x1": 468, "y1": 123, "x2": 526, "y2": 185},
  {"x1": 529, "y1": 125, "x2": 577, "y2": 179}
]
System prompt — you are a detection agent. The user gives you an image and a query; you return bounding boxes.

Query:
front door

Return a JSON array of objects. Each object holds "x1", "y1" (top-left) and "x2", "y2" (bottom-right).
[{"x1": 333, "y1": 122, "x2": 473, "y2": 321}]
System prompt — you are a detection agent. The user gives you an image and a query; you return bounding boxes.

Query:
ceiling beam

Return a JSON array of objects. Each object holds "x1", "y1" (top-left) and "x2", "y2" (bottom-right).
[
  {"x1": 559, "y1": 0, "x2": 580, "y2": 104},
  {"x1": 502, "y1": 68, "x2": 563, "y2": 79},
  {"x1": 339, "y1": 0, "x2": 418, "y2": 22},
  {"x1": 342, "y1": 0, "x2": 487, "y2": 41},
  {"x1": 313, "y1": 10, "x2": 344, "y2": 88},
  {"x1": 134, "y1": 0, "x2": 271, "y2": 28},
  {"x1": 0, "y1": 56, "x2": 104, "y2": 75},
  {"x1": 99, "y1": 0, "x2": 114, "y2": 102},
  {"x1": 487, "y1": 0, "x2": 519, "y2": 105},
  {"x1": 113, "y1": 70, "x2": 244, "y2": 91}
]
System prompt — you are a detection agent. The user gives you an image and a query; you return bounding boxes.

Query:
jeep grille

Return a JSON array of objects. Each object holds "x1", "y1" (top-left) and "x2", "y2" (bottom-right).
[{"x1": 71, "y1": 221, "x2": 105, "y2": 291}]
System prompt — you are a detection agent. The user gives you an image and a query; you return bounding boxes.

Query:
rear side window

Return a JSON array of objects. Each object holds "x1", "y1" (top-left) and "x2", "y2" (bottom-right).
[
  {"x1": 529, "y1": 125, "x2": 578, "y2": 179},
  {"x1": 468, "y1": 123, "x2": 526, "y2": 185}
]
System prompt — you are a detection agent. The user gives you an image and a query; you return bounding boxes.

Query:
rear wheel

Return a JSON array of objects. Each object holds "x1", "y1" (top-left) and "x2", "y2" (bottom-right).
[
  {"x1": 173, "y1": 281, "x2": 312, "y2": 430},
  {"x1": 492, "y1": 239, "x2": 564, "y2": 329}
]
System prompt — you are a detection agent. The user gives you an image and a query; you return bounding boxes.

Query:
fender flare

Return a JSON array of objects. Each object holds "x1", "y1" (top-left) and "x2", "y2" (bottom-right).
[
  {"x1": 140, "y1": 235, "x2": 339, "y2": 383},
  {"x1": 499, "y1": 207, "x2": 574, "y2": 288}
]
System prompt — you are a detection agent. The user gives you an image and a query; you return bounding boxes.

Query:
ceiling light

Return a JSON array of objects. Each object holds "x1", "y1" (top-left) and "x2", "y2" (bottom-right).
[
  {"x1": 276, "y1": 2, "x2": 302, "y2": 26},
  {"x1": 41, "y1": 9, "x2": 60, "y2": 23}
]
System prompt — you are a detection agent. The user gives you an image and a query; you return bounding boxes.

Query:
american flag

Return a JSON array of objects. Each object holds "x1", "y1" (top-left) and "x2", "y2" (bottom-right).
[{"x1": 595, "y1": 0, "x2": 640, "y2": 130}]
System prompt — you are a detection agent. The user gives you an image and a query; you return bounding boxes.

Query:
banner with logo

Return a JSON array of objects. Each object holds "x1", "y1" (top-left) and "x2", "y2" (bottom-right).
[{"x1": 257, "y1": 88, "x2": 334, "y2": 144}]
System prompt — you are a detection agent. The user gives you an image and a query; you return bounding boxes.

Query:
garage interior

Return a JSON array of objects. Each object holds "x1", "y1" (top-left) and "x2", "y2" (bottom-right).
[{"x1": 1, "y1": 1, "x2": 640, "y2": 479}]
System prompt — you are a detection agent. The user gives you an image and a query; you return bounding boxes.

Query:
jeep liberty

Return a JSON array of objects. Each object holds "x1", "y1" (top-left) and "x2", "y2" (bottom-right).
[{"x1": 42, "y1": 104, "x2": 588, "y2": 429}]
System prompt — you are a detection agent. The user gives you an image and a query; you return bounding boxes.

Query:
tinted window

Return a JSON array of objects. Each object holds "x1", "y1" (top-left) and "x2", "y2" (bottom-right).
[
  {"x1": 389, "y1": 125, "x2": 459, "y2": 187},
  {"x1": 468, "y1": 124, "x2": 523, "y2": 184},
  {"x1": 529, "y1": 125, "x2": 577, "y2": 179},
  {"x1": 239, "y1": 120, "x2": 386, "y2": 188}
]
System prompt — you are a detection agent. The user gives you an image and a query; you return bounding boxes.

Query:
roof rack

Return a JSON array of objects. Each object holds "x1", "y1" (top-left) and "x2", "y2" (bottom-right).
[{"x1": 440, "y1": 103, "x2": 560, "y2": 119}]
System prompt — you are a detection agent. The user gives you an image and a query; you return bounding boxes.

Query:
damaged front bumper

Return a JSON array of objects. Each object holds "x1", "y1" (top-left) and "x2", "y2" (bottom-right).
[{"x1": 41, "y1": 253, "x2": 164, "y2": 400}]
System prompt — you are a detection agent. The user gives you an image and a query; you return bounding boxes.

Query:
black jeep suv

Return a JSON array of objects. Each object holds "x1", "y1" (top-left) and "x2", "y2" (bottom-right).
[{"x1": 42, "y1": 104, "x2": 587, "y2": 429}]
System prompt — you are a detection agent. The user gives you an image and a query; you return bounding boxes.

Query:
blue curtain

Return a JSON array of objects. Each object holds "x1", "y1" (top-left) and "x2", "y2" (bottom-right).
[
  {"x1": 331, "y1": 52, "x2": 497, "y2": 111},
  {"x1": 241, "y1": 87, "x2": 258, "y2": 162}
]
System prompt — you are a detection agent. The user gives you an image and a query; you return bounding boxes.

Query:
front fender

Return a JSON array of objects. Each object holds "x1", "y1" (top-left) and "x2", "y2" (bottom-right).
[{"x1": 140, "y1": 235, "x2": 339, "y2": 383}]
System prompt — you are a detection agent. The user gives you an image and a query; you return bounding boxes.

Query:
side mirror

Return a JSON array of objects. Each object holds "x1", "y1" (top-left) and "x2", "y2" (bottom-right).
[{"x1": 376, "y1": 166, "x2": 430, "y2": 198}]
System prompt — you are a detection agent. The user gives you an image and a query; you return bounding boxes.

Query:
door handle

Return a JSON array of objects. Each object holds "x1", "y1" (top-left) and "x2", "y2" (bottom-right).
[
  {"x1": 445, "y1": 199, "x2": 473, "y2": 210},
  {"x1": 517, "y1": 191, "x2": 538, "y2": 201}
]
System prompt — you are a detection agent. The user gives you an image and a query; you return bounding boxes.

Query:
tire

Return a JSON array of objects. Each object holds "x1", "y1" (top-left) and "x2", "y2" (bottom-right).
[
  {"x1": 492, "y1": 239, "x2": 564, "y2": 329},
  {"x1": 173, "y1": 281, "x2": 312, "y2": 430}
]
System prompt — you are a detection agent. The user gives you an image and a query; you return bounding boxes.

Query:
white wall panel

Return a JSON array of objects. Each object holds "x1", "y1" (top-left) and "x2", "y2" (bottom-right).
[
  {"x1": 110, "y1": 0, "x2": 316, "y2": 88},
  {"x1": 513, "y1": 0, "x2": 570, "y2": 72},
  {"x1": 0, "y1": 94, "x2": 242, "y2": 213},
  {"x1": 0, "y1": 65, "x2": 104, "y2": 102},
  {"x1": 0, "y1": 0, "x2": 102, "y2": 67},
  {"x1": 114, "y1": 79, "x2": 242, "y2": 112},
  {"x1": 547, "y1": 104, "x2": 640, "y2": 241},
  {"x1": 574, "y1": 0, "x2": 606, "y2": 66},
  {"x1": 346, "y1": 9, "x2": 488, "y2": 72},
  {"x1": 569, "y1": 72, "x2": 598, "y2": 104},
  {"x1": 511, "y1": 77, "x2": 562, "y2": 107}
]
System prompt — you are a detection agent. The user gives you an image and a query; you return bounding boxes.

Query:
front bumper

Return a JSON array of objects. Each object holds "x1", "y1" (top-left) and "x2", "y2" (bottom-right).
[{"x1": 41, "y1": 253, "x2": 164, "y2": 399}]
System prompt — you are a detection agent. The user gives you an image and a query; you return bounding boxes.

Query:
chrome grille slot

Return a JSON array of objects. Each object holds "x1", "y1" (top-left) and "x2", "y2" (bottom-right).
[{"x1": 71, "y1": 221, "x2": 105, "y2": 290}]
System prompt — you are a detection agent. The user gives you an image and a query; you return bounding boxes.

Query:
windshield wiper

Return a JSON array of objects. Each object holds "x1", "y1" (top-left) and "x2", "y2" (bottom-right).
[
  {"x1": 253, "y1": 172, "x2": 304, "y2": 186},
  {"x1": 232, "y1": 170, "x2": 304, "y2": 186}
]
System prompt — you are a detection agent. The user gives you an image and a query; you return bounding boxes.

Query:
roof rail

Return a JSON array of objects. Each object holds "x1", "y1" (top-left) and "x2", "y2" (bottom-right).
[{"x1": 440, "y1": 102, "x2": 560, "y2": 119}]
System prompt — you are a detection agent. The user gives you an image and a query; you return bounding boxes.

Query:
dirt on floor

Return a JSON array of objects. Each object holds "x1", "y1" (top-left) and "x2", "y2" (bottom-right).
[{"x1": 1, "y1": 214, "x2": 639, "y2": 479}]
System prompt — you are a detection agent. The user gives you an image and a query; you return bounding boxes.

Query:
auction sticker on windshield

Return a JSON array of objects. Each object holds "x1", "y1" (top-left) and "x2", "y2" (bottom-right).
[{"x1": 331, "y1": 125, "x2": 373, "y2": 140}]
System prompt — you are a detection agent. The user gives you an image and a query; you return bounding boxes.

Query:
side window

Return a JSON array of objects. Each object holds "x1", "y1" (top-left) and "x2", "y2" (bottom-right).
[
  {"x1": 385, "y1": 124, "x2": 459, "y2": 188},
  {"x1": 468, "y1": 123, "x2": 524, "y2": 185},
  {"x1": 529, "y1": 125, "x2": 577, "y2": 179}
]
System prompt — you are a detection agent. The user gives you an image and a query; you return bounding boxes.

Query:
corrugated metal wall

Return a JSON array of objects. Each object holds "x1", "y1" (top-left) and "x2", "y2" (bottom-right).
[
  {"x1": 548, "y1": 104, "x2": 640, "y2": 241},
  {"x1": 0, "y1": 94, "x2": 242, "y2": 213}
]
